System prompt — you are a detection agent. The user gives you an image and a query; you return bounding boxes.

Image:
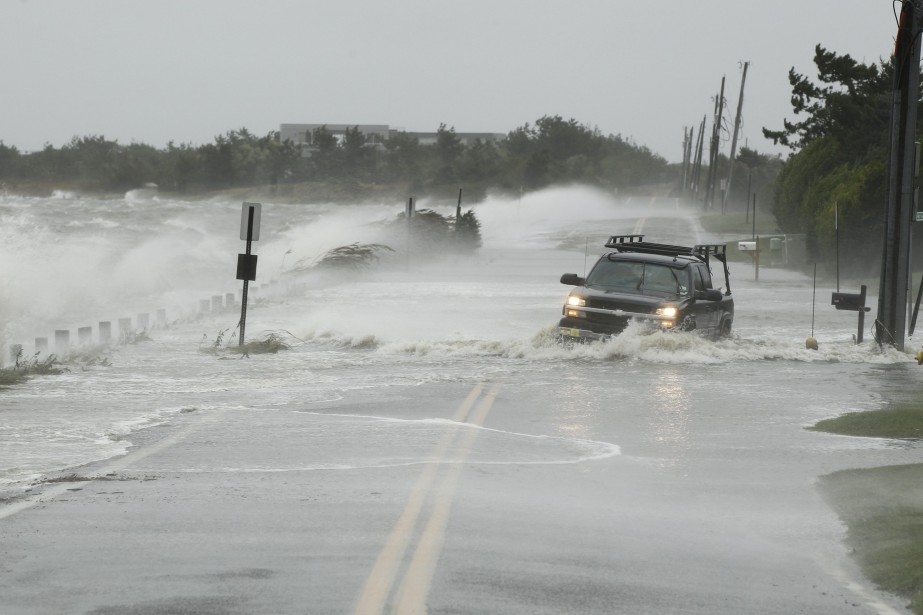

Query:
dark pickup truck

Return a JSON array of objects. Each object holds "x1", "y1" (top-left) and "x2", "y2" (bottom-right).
[{"x1": 558, "y1": 235, "x2": 734, "y2": 341}]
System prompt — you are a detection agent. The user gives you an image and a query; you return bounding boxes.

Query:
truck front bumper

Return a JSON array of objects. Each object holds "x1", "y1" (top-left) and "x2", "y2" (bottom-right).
[
  {"x1": 557, "y1": 326, "x2": 612, "y2": 342},
  {"x1": 557, "y1": 309, "x2": 677, "y2": 342}
]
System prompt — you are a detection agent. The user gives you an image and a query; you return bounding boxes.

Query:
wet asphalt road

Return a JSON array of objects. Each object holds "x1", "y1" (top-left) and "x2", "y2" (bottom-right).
[{"x1": 1, "y1": 357, "x2": 917, "y2": 615}]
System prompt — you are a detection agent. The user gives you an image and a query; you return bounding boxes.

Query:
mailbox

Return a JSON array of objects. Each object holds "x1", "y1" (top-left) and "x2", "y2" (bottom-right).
[
  {"x1": 831, "y1": 285, "x2": 870, "y2": 344},
  {"x1": 738, "y1": 241, "x2": 757, "y2": 251},
  {"x1": 831, "y1": 290, "x2": 866, "y2": 311}
]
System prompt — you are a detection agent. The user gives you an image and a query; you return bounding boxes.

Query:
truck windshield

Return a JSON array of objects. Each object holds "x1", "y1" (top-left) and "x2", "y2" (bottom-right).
[{"x1": 585, "y1": 261, "x2": 687, "y2": 297}]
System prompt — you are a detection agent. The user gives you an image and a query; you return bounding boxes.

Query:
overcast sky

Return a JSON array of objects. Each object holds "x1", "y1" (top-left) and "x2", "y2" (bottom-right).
[{"x1": 0, "y1": 0, "x2": 900, "y2": 162}]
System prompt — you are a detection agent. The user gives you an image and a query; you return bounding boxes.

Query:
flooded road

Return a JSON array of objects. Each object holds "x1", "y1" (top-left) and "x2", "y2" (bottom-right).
[{"x1": 1, "y1": 188, "x2": 921, "y2": 613}]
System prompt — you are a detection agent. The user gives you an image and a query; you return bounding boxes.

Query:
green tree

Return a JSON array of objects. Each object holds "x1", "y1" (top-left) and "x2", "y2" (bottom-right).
[
  {"x1": 533, "y1": 115, "x2": 604, "y2": 162},
  {"x1": 523, "y1": 149, "x2": 552, "y2": 189},
  {"x1": 727, "y1": 147, "x2": 783, "y2": 213},
  {"x1": 764, "y1": 45, "x2": 891, "y2": 156},
  {"x1": 382, "y1": 132, "x2": 425, "y2": 184},
  {"x1": 435, "y1": 124, "x2": 464, "y2": 167},
  {"x1": 65, "y1": 135, "x2": 119, "y2": 189},
  {"x1": 111, "y1": 143, "x2": 162, "y2": 189},
  {"x1": 763, "y1": 45, "x2": 903, "y2": 271},
  {"x1": 199, "y1": 137, "x2": 235, "y2": 189},
  {"x1": 164, "y1": 142, "x2": 201, "y2": 193},
  {"x1": 342, "y1": 125, "x2": 374, "y2": 179},
  {"x1": 0, "y1": 142, "x2": 21, "y2": 180},
  {"x1": 431, "y1": 124, "x2": 464, "y2": 187},
  {"x1": 260, "y1": 131, "x2": 300, "y2": 187},
  {"x1": 309, "y1": 125, "x2": 342, "y2": 178},
  {"x1": 454, "y1": 209, "x2": 482, "y2": 251},
  {"x1": 503, "y1": 116, "x2": 668, "y2": 190}
]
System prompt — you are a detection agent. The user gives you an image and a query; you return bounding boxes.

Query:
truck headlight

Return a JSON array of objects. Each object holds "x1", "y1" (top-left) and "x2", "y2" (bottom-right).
[
  {"x1": 566, "y1": 308, "x2": 586, "y2": 318},
  {"x1": 656, "y1": 306, "x2": 678, "y2": 318},
  {"x1": 567, "y1": 295, "x2": 586, "y2": 307}
]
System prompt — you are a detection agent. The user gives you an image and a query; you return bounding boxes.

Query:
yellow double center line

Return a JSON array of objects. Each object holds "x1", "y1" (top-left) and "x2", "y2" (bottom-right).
[{"x1": 354, "y1": 382, "x2": 501, "y2": 615}]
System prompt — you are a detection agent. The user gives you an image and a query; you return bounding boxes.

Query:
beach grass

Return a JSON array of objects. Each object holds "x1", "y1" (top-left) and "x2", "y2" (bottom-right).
[
  {"x1": 229, "y1": 332, "x2": 293, "y2": 355},
  {"x1": 0, "y1": 352, "x2": 66, "y2": 388},
  {"x1": 201, "y1": 329, "x2": 296, "y2": 356}
]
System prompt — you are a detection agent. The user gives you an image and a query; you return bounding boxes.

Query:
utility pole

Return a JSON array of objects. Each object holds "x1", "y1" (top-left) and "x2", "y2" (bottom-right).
[
  {"x1": 722, "y1": 61, "x2": 749, "y2": 214},
  {"x1": 745, "y1": 174, "x2": 752, "y2": 223},
  {"x1": 876, "y1": 0, "x2": 923, "y2": 350},
  {"x1": 704, "y1": 76, "x2": 726, "y2": 210},
  {"x1": 685, "y1": 127, "x2": 694, "y2": 193},
  {"x1": 691, "y1": 115, "x2": 706, "y2": 200}
]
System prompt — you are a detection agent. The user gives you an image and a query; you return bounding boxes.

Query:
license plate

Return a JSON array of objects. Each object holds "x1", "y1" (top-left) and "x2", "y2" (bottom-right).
[{"x1": 561, "y1": 328, "x2": 582, "y2": 337}]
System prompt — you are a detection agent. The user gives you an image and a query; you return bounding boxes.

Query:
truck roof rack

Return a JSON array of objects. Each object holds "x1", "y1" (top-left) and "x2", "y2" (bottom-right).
[
  {"x1": 604, "y1": 235, "x2": 732, "y2": 294},
  {"x1": 605, "y1": 235, "x2": 696, "y2": 257},
  {"x1": 605, "y1": 235, "x2": 726, "y2": 259}
]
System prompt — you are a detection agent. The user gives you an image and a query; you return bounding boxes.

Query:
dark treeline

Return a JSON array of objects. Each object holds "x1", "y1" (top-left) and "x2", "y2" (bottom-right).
[{"x1": 0, "y1": 116, "x2": 674, "y2": 201}]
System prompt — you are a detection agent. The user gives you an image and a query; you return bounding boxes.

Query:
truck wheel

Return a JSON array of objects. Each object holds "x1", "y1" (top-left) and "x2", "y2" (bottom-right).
[
  {"x1": 679, "y1": 316, "x2": 696, "y2": 331},
  {"x1": 719, "y1": 317, "x2": 733, "y2": 338}
]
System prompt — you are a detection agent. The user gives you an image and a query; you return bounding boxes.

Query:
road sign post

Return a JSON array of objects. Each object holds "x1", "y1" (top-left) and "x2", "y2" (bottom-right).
[{"x1": 236, "y1": 203, "x2": 261, "y2": 346}]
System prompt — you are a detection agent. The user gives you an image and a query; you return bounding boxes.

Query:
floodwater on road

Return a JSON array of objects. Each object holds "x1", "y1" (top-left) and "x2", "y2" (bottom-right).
[{"x1": 1, "y1": 186, "x2": 922, "y2": 613}]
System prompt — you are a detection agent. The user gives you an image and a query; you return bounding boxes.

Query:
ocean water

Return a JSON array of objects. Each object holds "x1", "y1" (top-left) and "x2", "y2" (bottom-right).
[{"x1": 0, "y1": 186, "x2": 914, "y2": 493}]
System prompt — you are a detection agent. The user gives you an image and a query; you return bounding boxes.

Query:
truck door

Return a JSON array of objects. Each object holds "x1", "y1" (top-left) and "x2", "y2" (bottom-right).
[{"x1": 691, "y1": 264, "x2": 719, "y2": 333}]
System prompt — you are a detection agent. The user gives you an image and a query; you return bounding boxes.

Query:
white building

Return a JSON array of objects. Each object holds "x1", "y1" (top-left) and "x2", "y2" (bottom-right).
[{"x1": 279, "y1": 123, "x2": 504, "y2": 150}]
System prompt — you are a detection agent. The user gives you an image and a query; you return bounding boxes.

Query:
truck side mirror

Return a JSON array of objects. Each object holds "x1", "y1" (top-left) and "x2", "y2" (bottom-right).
[
  {"x1": 694, "y1": 289, "x2": 723, "y2": 302},
  {"x1": 560, "y1": 273, "x2": 585, "y2": 286}
]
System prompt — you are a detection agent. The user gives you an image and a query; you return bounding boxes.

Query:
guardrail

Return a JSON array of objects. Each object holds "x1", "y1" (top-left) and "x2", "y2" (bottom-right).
[{"x1": 0, "y1": 281, "x2": 309, "y2": 367}]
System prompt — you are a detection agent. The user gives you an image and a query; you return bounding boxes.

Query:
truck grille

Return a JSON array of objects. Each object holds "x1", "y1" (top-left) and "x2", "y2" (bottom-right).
[
  {"x1": 584, "y1": 313, "x2": 630, "y2": 334},
  {"x1": 586, "y1": 298, "x2": 654, "y2": 313}
]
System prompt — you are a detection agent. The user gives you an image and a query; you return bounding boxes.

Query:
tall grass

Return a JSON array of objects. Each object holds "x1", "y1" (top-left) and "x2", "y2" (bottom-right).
[
  {"x1": 0, "y1": 349, "x2": 66, "y2": 388},
  {"x1": 200, "y1": 328, "x2": 298, "y2": 357}
]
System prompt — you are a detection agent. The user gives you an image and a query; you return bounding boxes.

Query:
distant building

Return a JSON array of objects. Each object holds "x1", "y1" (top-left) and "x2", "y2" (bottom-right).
[
  {"x1": 279, "y1": 124, "x2": 391, "y2": 148},
  {"x1": 279, "y1": 123, "x2": 505, "y2": 153},
  {"x1": 400, "y1": 130, "x2": 507, "y2": 147}
]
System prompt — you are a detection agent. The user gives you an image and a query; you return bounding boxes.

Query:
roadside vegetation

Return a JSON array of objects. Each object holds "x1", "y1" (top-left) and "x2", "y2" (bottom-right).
[
  {"x1": 231, "y1": 332, "x2": 293, "y2": 356},
  {"x1": 0, "y1": 116, "x2": 676, "y2": 203},
  {"x1": 200, "y1": 328, "x2": 298, "y2": 357},
  {"x1": 762, "y1": 45, "x2": 923, "y2": 279},
  {"x1": 0, "y1": 342, "x2": 123, "y2": 387},
  {"x1": 818, "y1": 463, "x2": 923, "y2": 614},
  {"x1": 0, "y1": 350, "x2": 66, "y2": 388},
  {"x1": 811, "y1": 401, "x2": 923, "y2": 614},
  {"x1": 298, "y1": 243, "x2": 395, "y2": 272},
  {"x1": 809, "y1": 401, "x2": 923, "y2": 439},
  {"x1": 698, "y1": 209, "x2": 781, "y2": 237},
  {"x1": 286, "y1": 209, "x2": 481, "y2": 277}
]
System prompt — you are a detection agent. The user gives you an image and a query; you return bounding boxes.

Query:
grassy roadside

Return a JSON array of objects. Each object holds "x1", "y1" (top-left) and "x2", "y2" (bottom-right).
[
  {"x1": 810, "y1": 403, "x2": 923, "y2": 439},
  {"x1": 697, "y1": 210, "x2": 781, "y2": 237},
  {"x1": 811, "y1": 401, "x2": 923, "y2": 614}
]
